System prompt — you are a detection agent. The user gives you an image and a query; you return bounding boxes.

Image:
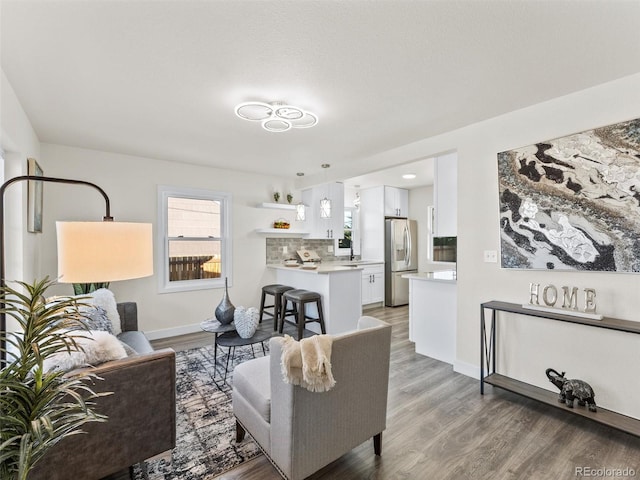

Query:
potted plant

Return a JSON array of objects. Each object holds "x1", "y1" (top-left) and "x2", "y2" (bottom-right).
[
  {"x1": 72, "y1": 282, "x2": 109, "y2": 295},
  {"x1": 0, "y1": 277, "x2": 107, "y2": 480}
]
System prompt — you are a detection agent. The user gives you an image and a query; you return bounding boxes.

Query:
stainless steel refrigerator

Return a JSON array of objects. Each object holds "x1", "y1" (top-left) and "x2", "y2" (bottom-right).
[{"x1": 384, "y1": 218, "x2": 418, "y2": 306}]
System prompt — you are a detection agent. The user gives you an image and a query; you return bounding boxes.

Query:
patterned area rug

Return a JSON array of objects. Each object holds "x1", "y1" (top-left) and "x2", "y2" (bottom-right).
[{"x1": 133, "y1": 343, "x2": 264, "y2": 479}]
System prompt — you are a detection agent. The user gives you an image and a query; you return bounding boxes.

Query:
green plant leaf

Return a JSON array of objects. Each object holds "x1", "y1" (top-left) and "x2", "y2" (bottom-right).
[{"x1": 0, "y1": 277, "x2": 109, "y2": 477}]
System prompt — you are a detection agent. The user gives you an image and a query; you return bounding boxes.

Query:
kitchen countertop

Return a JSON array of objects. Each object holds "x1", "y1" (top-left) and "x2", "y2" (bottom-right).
[
  {"x1": 402, "y1": 270, "x2": 457, "y2": 284},
  {"x1": 267, "y1": 259, "x2": 384, "y2": 274}
]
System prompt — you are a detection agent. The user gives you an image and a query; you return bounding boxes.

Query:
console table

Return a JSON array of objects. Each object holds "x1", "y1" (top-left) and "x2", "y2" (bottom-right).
[{"x1": 480, "y1": 300, "x2": 640, "y2": 437}]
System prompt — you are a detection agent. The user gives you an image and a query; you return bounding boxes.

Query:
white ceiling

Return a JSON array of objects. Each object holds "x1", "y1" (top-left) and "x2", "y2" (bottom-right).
[
  {"x1": 1, "y1": 1, "x2": 639, "y2": 187},
  {"x1": 343, "y1": 157, "x2": 434, "y2": 190}
]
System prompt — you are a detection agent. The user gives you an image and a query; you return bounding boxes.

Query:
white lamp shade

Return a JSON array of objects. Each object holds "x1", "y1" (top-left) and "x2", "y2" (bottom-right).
[{"x1": 56, "y1": 221, "x2": 153, "y2": 283}]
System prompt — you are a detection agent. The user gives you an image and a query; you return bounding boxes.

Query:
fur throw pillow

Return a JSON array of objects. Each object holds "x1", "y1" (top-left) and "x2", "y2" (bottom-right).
[{"x1": 43, "y1": 330, "x2": 127, "y2": 372}]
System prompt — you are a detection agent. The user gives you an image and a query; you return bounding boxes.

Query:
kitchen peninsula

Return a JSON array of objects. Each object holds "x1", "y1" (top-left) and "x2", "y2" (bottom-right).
[
  {"x1": 404, "y1": 270, "x2": 457, "y2": 365},
  {"x1": 267, "y1": 263, "x2": 364, "y2": 334}
]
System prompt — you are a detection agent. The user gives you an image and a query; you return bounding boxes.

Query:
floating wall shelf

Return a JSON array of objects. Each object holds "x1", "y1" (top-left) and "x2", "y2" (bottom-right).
[
  {"x1": 257, "y1": 202, "x2": 296, "y2": 211},
  {"x1": 255, "y1": 228, "x2": 309, "y2": 236}
]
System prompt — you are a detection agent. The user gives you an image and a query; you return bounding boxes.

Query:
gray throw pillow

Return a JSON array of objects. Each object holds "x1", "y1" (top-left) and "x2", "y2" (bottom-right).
[
  {"x1": 81, "y1": 306, "x2": 113, "y2": 334},
  {"x1": 119, "y1": 340, "x2": 138, "y2": 356}
]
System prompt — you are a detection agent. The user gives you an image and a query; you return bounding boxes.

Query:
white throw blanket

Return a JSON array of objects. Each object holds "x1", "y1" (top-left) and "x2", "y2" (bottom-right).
[{"x1": 280, "y1": 334, "x2": 336, "y2": 392}]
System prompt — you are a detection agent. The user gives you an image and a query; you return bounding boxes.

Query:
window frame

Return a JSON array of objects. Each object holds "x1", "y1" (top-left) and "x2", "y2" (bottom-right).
[
  {"x1": 336, "y1": 207, "x2": 360, "y2": 256},
  {"x1": 157, "y1": 185, "x2": 232, "y2": 293}
]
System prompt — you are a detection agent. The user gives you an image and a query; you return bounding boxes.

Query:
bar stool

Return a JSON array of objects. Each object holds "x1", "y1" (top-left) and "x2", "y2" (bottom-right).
[
  {"x1": 259, "y1": 284, "x2": 294, "y2": 331},
  {"x1": 279, "y1": 289, "x2": 326, "y2": 340}
]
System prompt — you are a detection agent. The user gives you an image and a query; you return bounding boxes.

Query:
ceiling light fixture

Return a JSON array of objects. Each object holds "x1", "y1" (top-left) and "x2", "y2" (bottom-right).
[
  {"x1": 402, "y1": 173, "x2": 417, "y2": 180},
  {"x1": 234, "y1": 101, "x2": 318, "y2": 133}
]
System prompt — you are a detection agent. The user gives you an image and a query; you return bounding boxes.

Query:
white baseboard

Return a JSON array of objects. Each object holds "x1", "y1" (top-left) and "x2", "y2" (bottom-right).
[
  {"x1": 454, "y1": 359, "x2": 480, "y2": 380},
  {"x1": 145, "y1": 323, "x2": 204, "y2": 340}
]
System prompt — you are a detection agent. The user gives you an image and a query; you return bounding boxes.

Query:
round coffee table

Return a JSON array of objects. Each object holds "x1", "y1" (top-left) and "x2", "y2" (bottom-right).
[
  {"x1": 200, "y1": 318, "x2": 236, "y2": 376},
  {"x1": 216, "y1": 328, "x2": 273, "y2": 382}
]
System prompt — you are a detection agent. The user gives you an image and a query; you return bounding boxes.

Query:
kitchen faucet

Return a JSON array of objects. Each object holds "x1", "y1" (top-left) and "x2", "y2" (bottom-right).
[{"x1": 350, "y1": 242, "x2": 355, "y2": 261}]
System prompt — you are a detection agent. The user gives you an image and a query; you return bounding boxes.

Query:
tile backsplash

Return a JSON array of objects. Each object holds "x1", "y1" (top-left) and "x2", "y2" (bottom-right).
[{"x1": 266, "y1": 238, "x2": 357, "y2": 264}]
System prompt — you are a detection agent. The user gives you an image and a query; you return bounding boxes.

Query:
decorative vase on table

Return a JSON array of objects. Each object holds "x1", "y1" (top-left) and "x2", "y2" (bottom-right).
[
  {"x1": 234, "y1": 306, "x2": 260, "y2": 339},
  {"x1": 215, "y1": 277, "x2": 235, "y2": 325}
]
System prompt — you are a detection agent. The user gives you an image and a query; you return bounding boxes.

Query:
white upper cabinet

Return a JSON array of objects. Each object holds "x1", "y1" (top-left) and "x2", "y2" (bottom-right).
[
  {"x1": 384, "y1": 186, "x2": 409, "y2": 217},
  {"x1": 433, "y1": 152, "x2": 457, "y2": 237},
  {"x1": 360, "y1": 185, "x2": 410, "y2": 261},
  {"x1": 301, "y1": 182, "x2": 345, "y2": 239}
]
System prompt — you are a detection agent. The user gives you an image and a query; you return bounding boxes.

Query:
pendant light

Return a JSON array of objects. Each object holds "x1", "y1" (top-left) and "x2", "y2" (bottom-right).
[
  {"x1": 320, "y1": 164, "x2": 331, "y2": 219},
  {"x1": 295, "y1": 202, "x2": 306, "y2": 221}
]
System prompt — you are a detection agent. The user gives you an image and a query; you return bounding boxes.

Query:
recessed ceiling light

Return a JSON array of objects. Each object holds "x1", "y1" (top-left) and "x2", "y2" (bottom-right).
[
  {"x1": 296, "y1": 172, "x2": 305, "y2": 176},
  {"x1": 402, "y1": 173, "x2": 417, "y2": 179}
]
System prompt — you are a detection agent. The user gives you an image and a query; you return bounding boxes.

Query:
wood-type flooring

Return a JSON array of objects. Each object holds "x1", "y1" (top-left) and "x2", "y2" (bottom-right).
[{"x1": 152, "y1": 306, "x2": 640, "y2": 480}]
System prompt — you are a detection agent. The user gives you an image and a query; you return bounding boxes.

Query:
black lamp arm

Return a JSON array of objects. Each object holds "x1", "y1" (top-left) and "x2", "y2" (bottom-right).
[{"x1": 0, "y1": 175, "x2": 113, "y2": 364}]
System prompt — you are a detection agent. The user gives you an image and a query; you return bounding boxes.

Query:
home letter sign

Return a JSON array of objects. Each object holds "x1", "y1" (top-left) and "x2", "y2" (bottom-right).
[{"x1": 529, "y1": 283, "x2": 597, "y2": 314}]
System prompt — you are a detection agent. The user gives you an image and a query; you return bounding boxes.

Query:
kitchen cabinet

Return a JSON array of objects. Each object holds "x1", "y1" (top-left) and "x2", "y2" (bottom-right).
[
  {"x1": 384, "y1": 186, "x2": 409, "y2": 217},
  {"x1": 301, "y1": 183, "x2": 345, "y2": 239},
  {"x1": 359, "y1": 185, "x2": 408, "y2": 261},
  {"x1": 361, "y1": 263, "x2": 384, "y2": 305},
  {"x1": 433, "y1": 153, "x2": 457, "y2": 237},
  {"x1": 404, "y1": 271, "x2": 457, "y2": 365}
]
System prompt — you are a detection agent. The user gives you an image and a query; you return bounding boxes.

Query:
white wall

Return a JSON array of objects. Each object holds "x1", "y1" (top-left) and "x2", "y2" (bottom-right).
[
  {"x1": 0, "y1": 69, "x2": 41, "y2": 288},
  {"x1": 359, "y1": 72, "x2": 640, "y2": 418},
  {"x1": 39, "y1": 143, "x2": 300, "y2": 339}
]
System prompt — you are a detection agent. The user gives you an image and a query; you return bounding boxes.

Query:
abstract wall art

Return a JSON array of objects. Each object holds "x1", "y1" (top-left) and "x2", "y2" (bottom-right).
[{"x1": 498, "y1": 117, "x2": 640, "y2": 272}]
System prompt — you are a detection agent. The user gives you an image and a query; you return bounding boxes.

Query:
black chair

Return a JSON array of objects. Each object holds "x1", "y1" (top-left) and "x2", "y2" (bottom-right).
[
  {"x1": 259, "y1": 284, "x2": 294, "y2": 331},
  {"x1": 279, "y1": 289, "x2": 326, "y2": 340}
]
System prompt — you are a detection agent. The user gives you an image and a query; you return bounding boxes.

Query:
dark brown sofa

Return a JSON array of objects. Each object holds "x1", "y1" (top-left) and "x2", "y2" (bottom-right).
[{"x1": 29, "y1": 302, "x2": 176, "y2": 480}]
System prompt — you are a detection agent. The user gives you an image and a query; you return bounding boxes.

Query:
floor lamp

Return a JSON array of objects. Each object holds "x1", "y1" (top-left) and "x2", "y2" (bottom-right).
[{"x1": 0, "y1": 175, "x2": 153, "y2": 363}]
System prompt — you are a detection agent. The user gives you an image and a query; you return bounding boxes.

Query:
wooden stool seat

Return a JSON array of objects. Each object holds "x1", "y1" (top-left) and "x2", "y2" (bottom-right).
[
  {"x1": 259, "y1": 284, "x2": 294, "y2": 331},
  {"x1": 280, "y1": 289, "x2": 326, "y2": 340}
]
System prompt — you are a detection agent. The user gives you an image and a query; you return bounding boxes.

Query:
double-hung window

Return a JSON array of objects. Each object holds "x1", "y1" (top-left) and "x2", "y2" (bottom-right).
[{"x1": 158, "y1": 186, "x2": 232, "y2": 293}]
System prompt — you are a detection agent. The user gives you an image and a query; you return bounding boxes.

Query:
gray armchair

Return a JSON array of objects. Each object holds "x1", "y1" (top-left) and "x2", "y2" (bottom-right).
[{"x1": 232, "y1": 316, "x2": 392, "y2": 480}]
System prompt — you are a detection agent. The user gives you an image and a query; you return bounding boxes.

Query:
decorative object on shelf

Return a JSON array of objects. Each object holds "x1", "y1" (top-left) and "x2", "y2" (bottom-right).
[
  {"x1": 273, "y1": 219, "x2": 290, "y2": 229},
  {"x1": 545, "y1": 368, "x2": 597, "y2": 412},
  {"x1": 295, "y1": 202, "x2": 306, "y2": 221},
  {"x1": 287, "y1": 193, "x2": 293, "y2": 204},
  {"x1": 524, "y1": 283, "x2": 602, "y2": 319},
  {"x1": 235, "y1": 101, "x2": 318, "y2": 133},
  {"x1": 215, "y1": 277, "x2": 235, "y2": 325},
  {"x1": 234, "y1": 306, "x2": 260, "y2": 339},
  {"x1": 498, "y1": 116, "x2": 640, "y2": 272},
  {"x1": 273, "y1": 192, "x2": 280, "y2": 203}
]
